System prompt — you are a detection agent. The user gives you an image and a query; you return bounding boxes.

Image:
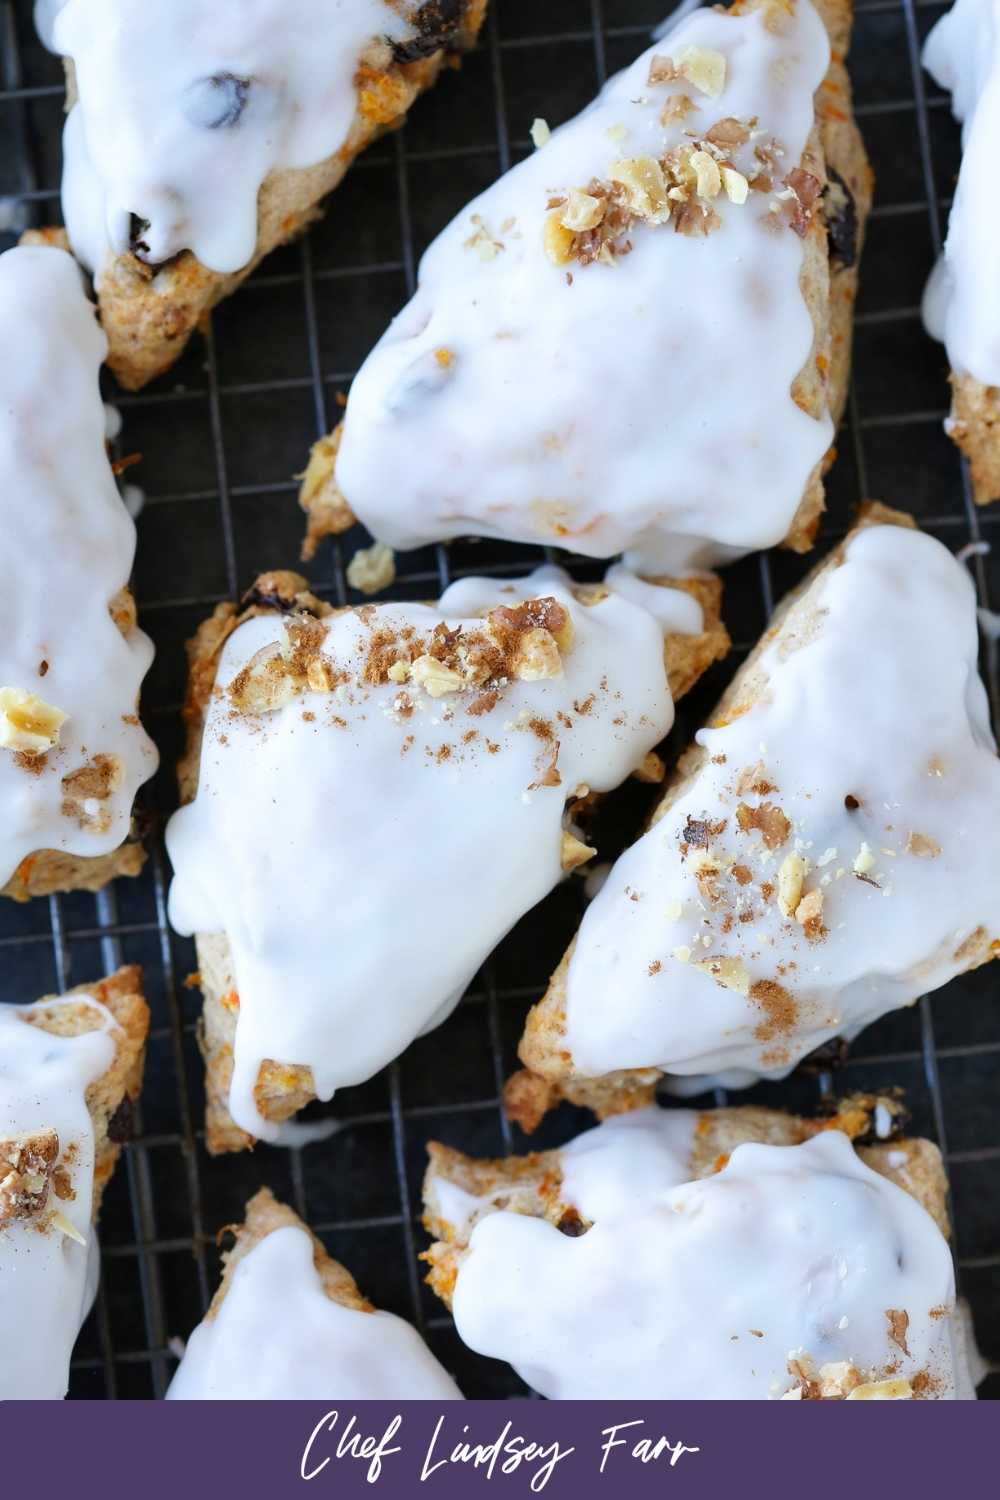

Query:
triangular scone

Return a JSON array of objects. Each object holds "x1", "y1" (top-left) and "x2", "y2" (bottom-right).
[
  {"x1": 0, "y1": 965, "x2": 149, "y2": 1399},
  {"x1": 36, "y1": 0, "x2": 488, "y2": 390},
  {"x1": 0, "y1": 245, "x2": 157, "y2": 902},
  {"x1": 167, "y1": 1188, "x2": 461, "y2": 1399},
  {"x1": 922, "y1": 0, "x2": 1000, "y2": 505},
  {"x1": 422, "y1": 1103, "x2": 965, "y2": 1400},
  {"x1": 508, "y1": 504, "x2": 1000, "y2": 1132},
  {"x1": 300, "y1": 0, "x2": 872, "y2": 568},
  {"x1": 167, "y1": 565, "x2": 727, "y2": 1154}
]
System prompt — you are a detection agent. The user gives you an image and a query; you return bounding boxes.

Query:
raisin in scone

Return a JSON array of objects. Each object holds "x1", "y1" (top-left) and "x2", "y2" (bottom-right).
[
  {"x1": 0, "y1": 966, "x2": 149, "y2": 1400},
  {"x1": 507, "y1": 505, "x2": 1000, "y2": 1131},
  {"x1": 423, "y1": 1103, "x2": 972, "y2": 1399},
  {"x1": 922, "y1": 0, "x2": 1000, "y2": 505},
  {"x1": 39, "y1": 0, "x2": 488, "y2": 390},
  {"x1": 300, "y1": 0, "x2": 872, "y2": 569},
  {"x1": 0, "y1": 245, "x2": 157, "y2": 902},
  {"x1": 167, "y1": 1188, "x2": 461, "y2": 1399},
  {"x1": 166, "y1": 565, "x2": 727, "y2": 1154}
]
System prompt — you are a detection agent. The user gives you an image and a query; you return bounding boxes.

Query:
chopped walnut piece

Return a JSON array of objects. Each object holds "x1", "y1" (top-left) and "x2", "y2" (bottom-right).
[
  {"x1": 0, "y1": 687, "x2": 68, "y2": 755},
  {"x1": 0, "y1": 1129, "x2": 59, "y2": 1224},
  {"x1": 346, "y1": 542, "x2": 396, "y2": 597},
  {"x1": 721, "y1": 167, "x2": 749, "y2": 204},
  {"x1": 660, "y1": 93, "x2": 696, "y2": 124},
  {"x1": 561, "y1": 830, "x2": 597, "y2": 872},
  {"x1": 674, "y1": 200, "x2": 720, "y2": 236},
  {"x1": 410, "y1": 655, "x2": 465, "y2": 698},
  {"x1": 777, "y1": 852, "x2": 805, "y2": 918},
  {"x1": 561, "y1": 188, "x2": 606, "y2": 232},
  {"x1": 647, "y1": 53, "x2": 678, "y2": 84},
  {"x1": 543, "y1": 210, "x2": 576, "y2": 266},
  {"x1": 228, "y1": 641, "x2": 303, "y2": 714},
  {"x1": 906, "y1": 832, "x2": 941, "y2": 859},
  {"x1": 689, "y1": 149, "x2": 722, "y2": 200},
  {"x1": 694, "y1": 954, "x2": 751, "y2": 995},
  {"x1": 817, "y1": 1361, "x2": 862, "y2": 1399},
  {"x1": 794, "y1": 888, "x2": 825, "y2": 942},
  {"x1": 845, "y1": 1378, "x2": 913, "y2": 1401},
  {"x1": 886, "y1": 1309, "x2": 910, "y2": 1356},
  {"x1": 706, "y1": 117, "x2": 751, "y2": 147},
  {"x1": 609, "y1": 157, "x2": 672, "y2": 223},
  {"x1": 510, "y1": 628, "x2": 563, "y2": 682},
  {"x1": 735, "y1": 800, "x2": 791, "y2": 849},
  {"x1": 677, "y1": 45, "x2": 727, "y2": 98}
]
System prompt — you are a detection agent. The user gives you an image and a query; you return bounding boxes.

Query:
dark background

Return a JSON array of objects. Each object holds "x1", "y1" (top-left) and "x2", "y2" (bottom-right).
[{"x1": 0, "y1": 0, "x2": 997, "y2": 1399}]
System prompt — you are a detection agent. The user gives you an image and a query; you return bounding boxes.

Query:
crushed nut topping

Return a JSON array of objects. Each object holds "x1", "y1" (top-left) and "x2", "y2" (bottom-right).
[
  {"x1": 886, "y1": 1308, "x2": 910, "y2": 1356},
  {"x1": 0, "y1": 688, "x2": 68, "y2": 755},
  {"x1": 777, "y1": 851, "x2": 805, "y2": 918},
  {"x1": 845, "y1": 1378, "x2": 914, "y2": 1401},
  {"x1": 0, "y1": 1129, "x2": 59, "y2": 1224},
  {"x1": 906, "y1": 831, "x2": 941, "y2": 859}
]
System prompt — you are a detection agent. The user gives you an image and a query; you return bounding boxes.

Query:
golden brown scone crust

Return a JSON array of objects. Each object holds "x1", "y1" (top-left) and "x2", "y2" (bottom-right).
[
  {"x1": 422, "y1": 1098, "x2": 949, "y2": 1309},
  {"x1": 179, "y1": 569, "x2": 726, "y2": 1154},
  {"x1": 947, "y1": 373, "x2": 1000, "y2": 506},
  {"x1": 298, "y1": 0, "x2": 872, "y2": 561},
  {"x1": 53, "y1": 4, "x2": 487, "y2": 390},
  {"x1": 207, "y1": 1188, "x2": 373, "y2": 1320},
  {"x1": 510, "y1": 503, "x2": 999, "y2": 1132},
  {"x1": 14, "y1": 965, "x2": 150, "y2": 1215}
]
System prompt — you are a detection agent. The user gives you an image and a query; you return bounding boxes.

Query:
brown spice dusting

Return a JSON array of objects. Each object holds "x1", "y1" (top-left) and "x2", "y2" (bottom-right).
[
  {"x1": 681, "y1": 815, "x2": 727, "y2": 849},
  {"x1": 648, "y1": 960, "x2": 662, "y2": 976},
  {"x1": 749, "y1": 979, "x2": 798, "y2": 1043},
  {"x1": 732, "y1": 864, "x2": 752, "y2": 886},
  {"x1": 13, "y1": 750, "x2": 46, "y2": 776},
  {"x1": 0, "y1": 1128, "x2": 59, "y2": 1224}
]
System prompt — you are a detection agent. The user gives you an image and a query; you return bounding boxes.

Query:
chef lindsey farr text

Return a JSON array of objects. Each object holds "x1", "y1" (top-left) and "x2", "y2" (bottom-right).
[{"x1": 300, "y1": 1411, "x2": 701, "y2": 1490}]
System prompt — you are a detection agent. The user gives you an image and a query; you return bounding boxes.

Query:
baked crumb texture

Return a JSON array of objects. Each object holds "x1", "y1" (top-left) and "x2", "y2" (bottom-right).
[
  {"x1": 422, "y1": 1103, "x2": 958, "y2": 1399},
  {"x1": 172, "y1": 568, "x2": 727, "y2": 1154},
  {"x1": 0, "y1": 966, "x2": 149, "y2": 1399},
  {"x1": 299, "y1": 0, "x2": 872, "y2": 564},
  {"x1": 43, "y1": 1, "x2": 488, "y2": 390},
  {"x1": 509, "y1": 503, "x2": 1000, "y2": 1132}
]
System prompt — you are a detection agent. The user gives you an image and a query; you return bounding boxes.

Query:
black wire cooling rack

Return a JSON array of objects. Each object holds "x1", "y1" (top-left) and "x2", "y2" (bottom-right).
[{"x1": 0, "y1": 0, "x2": 997, "y2": 1400}]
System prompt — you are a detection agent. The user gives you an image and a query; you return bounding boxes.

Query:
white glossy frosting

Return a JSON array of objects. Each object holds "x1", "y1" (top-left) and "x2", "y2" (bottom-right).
[
  {"x1": 167, "y1": 1224, "x2": 461, "y2": 1400},
  {"x1": 563, "y1": 525, "x2": 1000, "y2": 1087},
  {"x1": 166, "y1": 565, "x2": 698, "y2": 1139},
  {"x1": 0, "y1": 246, "x2": 157, "y2": 890},
  {"x1": 335, "y1": 0, "x2": 832, "y2": 572},
  {"x1": 447, "y1": 1125, "x2": 958, "y2": 1399},
  {"x1": 922, "y1": 0, "x2": 1000, "y2": 386},
  {"x1": 50, "y1": 0, "x2": 422, "y2": 276},
  {"x1": 0, "y1": 996, "x2": 118, "y2": 1400}
]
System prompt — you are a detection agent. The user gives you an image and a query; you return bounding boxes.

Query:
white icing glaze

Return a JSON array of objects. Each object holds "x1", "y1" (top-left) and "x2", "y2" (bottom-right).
[
  {"x1": 563, "y1": 525, "x2": 1000, "y2": 1085},
  {"x1": 0, "y1": 246, "x2": 157, "y2": 889},
  {"x1": 335, "y1": 0, "x2": 832, "y2": 572},
  {"x1": 448, "y1": 1126, "x2": 958, "y2": 1399},
  {"x1": 51, "y1": 0, "x2": 420, "y2": 275},
  {"x1": 166, "y1": 566, "x2": 696, "y2": 1139},
  {"x1": 0, "y1": 996, "x2": 118, "y2": 1400},
  {"x1": 922, "y1": 0, "x2": 1000, "y2": 386},
  {"x1": 166, "y1": 1225, "x2": 461, "y2": 1399}
]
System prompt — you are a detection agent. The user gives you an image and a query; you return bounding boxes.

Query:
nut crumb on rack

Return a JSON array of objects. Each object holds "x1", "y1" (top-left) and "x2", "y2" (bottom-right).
[{"x1": 346, "y1": 541, "x2": 396, "y2": 596}]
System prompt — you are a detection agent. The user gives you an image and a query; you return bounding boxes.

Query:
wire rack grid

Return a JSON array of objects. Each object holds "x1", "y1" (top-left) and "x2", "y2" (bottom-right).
[{"x1": 0, "y1": 0, "x2": 997, "y2": 1400}]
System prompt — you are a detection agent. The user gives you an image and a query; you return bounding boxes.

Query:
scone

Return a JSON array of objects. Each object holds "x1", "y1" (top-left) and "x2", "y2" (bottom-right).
[
  {"x1": 0, "y1": 966, "x2": 149, "y2": 1400},
  {"x1": 41, "y1": 0, "x2": 489, "y2": 390},
  {"x1": 301, "y1": 0, "x2": 872, "y2": 569},
  {"x1": 422, "y1": 1102, "x2": 968, "y2": 1399},
  {"x1": 0, "y1": 245, "x2": 157, "y2": 902},
  {"x1": 922, "y1": 0, "x2": 1000, "y2": 505},
  {"x1": 167, "y1": 1188, "x2": 461, "y2": 1399},
  {"x1": 166, "y1": 564, "x2": 727, "y2": 1154},
  {"x1": 508, "y1": 504, "x2": 1000, "y2": 1131}
]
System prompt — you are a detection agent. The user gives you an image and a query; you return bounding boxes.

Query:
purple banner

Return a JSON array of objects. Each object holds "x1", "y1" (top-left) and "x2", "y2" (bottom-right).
[{"x1": 0, "y1": 1401, "x2": 990, "y2": 1497}]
